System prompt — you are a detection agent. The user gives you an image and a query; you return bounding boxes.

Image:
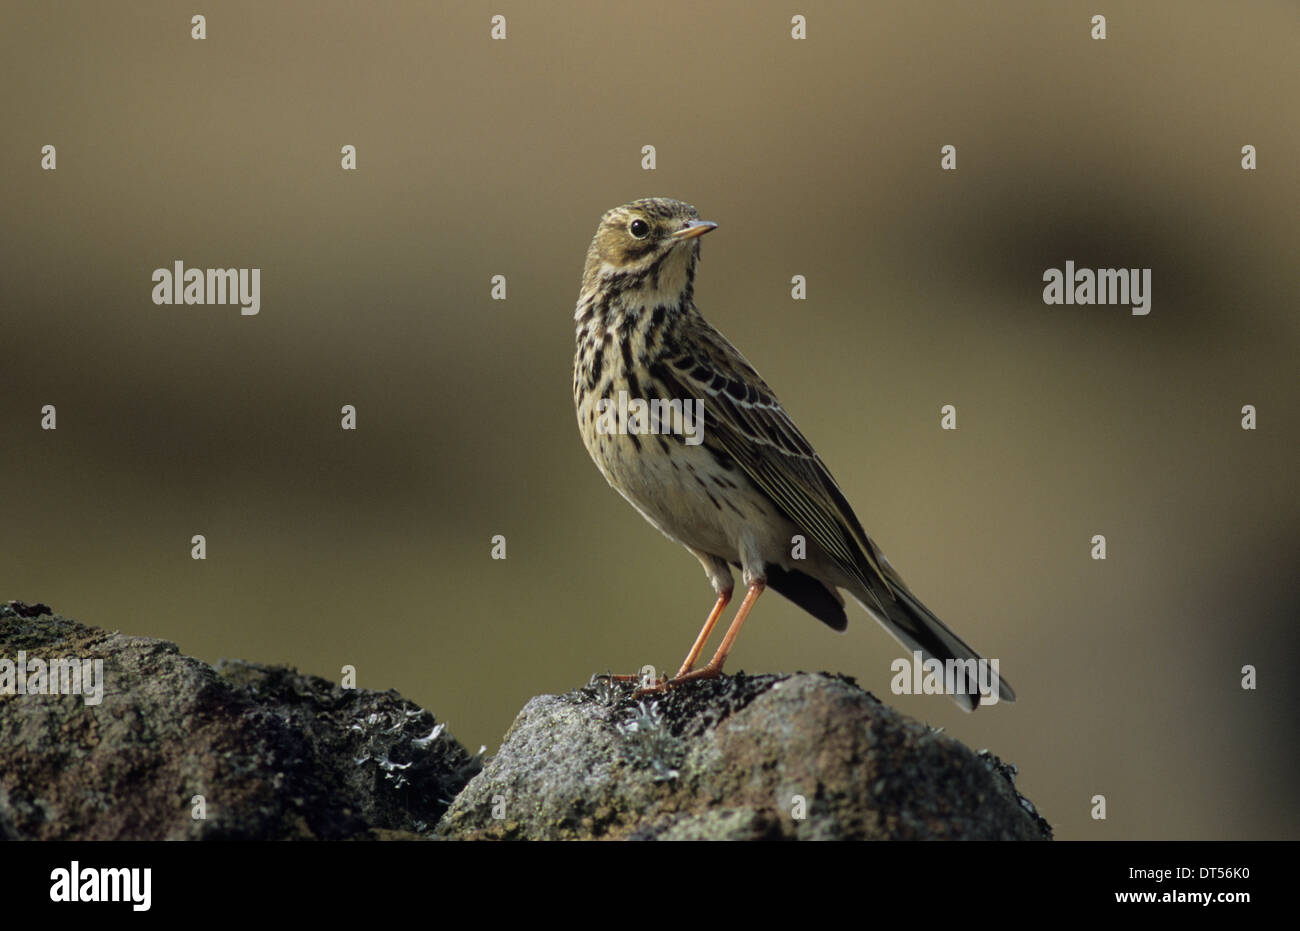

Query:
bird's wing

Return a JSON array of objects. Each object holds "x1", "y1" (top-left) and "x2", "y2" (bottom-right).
[
  {"x1": 650, "y1": 315, "x2": 895, "y2": 609},
  {"x1": 650, "y1": 314, "x2": 1017, "y2": 711}
]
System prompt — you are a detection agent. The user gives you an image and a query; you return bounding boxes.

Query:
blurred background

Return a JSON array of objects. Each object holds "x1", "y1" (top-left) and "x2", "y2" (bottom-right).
[{"x1": 1, "y1": 1, "x2": 1296, "y2": 840}]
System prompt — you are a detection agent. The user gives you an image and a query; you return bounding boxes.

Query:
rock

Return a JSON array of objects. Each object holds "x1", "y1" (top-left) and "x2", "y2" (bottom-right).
[
  {"x1": 437, "y1": 671, "x2": 1050, "y2": 840},
  {"x1": 0, "y1": 601, "x2": 480, "y2": 840},
  {"x1": 2, "y1": 601, "x2": 1049, "y2": 842}
]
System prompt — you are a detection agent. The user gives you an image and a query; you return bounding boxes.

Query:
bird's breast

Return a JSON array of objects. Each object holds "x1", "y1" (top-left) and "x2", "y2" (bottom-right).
[{"x1": 574, "y1": 338, "x2": 789, "y2": 559}]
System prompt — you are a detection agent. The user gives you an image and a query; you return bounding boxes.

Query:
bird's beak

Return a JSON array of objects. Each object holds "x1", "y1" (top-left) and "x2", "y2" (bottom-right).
[{"x1": 672, "y1": 220, "x2": 718, "y2": 240}]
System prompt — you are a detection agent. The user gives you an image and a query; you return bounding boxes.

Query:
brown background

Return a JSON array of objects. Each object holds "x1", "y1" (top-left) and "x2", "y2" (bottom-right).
[{"x1": 2, "y1": 1, "x2": 1296, "y2": 840}]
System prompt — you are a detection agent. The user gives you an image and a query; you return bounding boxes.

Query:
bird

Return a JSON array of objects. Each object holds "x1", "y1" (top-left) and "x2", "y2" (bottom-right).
[{"x1": 572, "y1": 197, "x2": 1014, "y2": 711}]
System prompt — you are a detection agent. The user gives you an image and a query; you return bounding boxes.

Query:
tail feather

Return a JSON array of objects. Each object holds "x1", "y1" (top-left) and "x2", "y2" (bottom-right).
[{"x1": 850, "y1": 583, "x2": 1015, "y2": 712}]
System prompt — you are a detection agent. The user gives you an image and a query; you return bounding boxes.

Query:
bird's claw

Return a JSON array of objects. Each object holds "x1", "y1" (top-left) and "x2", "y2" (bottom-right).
[{"x1": 630, "y1": 676, "x2": 669, "y2": 699}]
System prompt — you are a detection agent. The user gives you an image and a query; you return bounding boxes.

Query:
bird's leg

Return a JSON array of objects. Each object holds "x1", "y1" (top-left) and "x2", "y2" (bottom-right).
[
  {"x1": 634, "y1": 551, "x2": 736, "y2": 697},
  {"x1": 648, "y1": 579, "x2": 766, "y2": 691},
  {"x1": 673, "y1": 587, "x2": 733, "y2": 679},
  {"x1": 597, "y1": 593, "x2": 730, "y2": 691},
  {"x1": 631, "y1": 589, "x2": 731, "y2": 698},
  {"x1": 675, "y1": 579, "x2": 765, "y2": 683}
]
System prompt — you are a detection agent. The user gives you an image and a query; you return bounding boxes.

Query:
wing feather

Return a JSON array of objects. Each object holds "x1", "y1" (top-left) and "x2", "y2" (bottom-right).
[{"x1": 654, "y1": 318, "x2": 895, "y2": 607}]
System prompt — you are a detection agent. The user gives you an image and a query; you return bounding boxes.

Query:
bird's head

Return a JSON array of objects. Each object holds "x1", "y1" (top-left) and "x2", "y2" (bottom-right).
[{"x1": 581, "y1": 198, "x2": 717, "y2": 307}]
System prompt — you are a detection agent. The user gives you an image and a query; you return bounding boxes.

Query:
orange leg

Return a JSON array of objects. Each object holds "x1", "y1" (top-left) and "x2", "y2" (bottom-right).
[
  {"x1": 673, "y1": 588, "x2": 733, "y2": 679},
  {"x1": 629, "y1": 588, "x2": 731, "y2": 697},
  {"x1": 637, "y1": 580, "x2": 765, "y2": 695}
]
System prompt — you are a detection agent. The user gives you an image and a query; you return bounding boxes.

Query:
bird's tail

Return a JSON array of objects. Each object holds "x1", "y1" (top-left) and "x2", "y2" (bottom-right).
[{"x1": 849, "y1": 570, "x2": 1015, "y2": 712}]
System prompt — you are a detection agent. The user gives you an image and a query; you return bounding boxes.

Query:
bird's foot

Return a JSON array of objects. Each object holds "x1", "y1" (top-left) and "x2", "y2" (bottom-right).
[
  {"x1": 594, "y1": 671, "x2": 665, "y2": 698},
  {"x1": 630, "y1": 679, "x2": 666, "y2": 699},
  {"x1": 631, "y1": 664, "x2": 722, "y2": 698}
]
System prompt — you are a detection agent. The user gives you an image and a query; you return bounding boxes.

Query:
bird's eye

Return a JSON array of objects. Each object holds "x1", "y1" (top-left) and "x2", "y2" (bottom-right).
[{"x1": 629, "y1": 219, "x2": 650, "y2": 239}]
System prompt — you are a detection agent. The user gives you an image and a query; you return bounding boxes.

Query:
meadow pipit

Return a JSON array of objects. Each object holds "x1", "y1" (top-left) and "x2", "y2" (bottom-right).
[{"x1": 573, "y1": 198, "x2": 1014, "y2": 710}]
